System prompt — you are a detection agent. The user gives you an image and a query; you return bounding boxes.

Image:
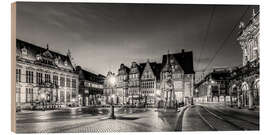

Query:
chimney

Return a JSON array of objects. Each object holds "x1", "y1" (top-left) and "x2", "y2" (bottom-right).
[{"x1": 181, "y1": 49, "x2": 185, "y2": 53}]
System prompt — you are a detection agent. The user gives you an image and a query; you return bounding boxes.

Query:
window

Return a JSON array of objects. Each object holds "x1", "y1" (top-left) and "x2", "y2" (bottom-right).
[
  {"x1": 53, "y1": 75, "x2": 58, "y2": 86},
  {"x1": 45, "y1": 74, "x2": 51, "y2": 83},
  {"x1": 66, "y1": 91, "x2": 70, "y2": 102},
  {"x1": 26, "y1": 70, "x2": 33, "y2": 83},
  {"x1": 16, "y1": 69, "x2": 21, "y2": 82},
  {"x1": 60, "y1": 77, "x2": 65, "y2": 87},
  {"x1": 22, "y1": 47, "x2": 27, "y2": 56},
  {"x1": 72, "y1": 90, "x2": 76, "y2": 98},
  {"x1": 60, "y1": 91, "x2": 65, "y2": 102},
  {"x1": 16, "y1": 87, "x2": 20, "y2": 103},
  {"x1": 36, "y1": 72, "x2": 43, "y2": 85},
  {"x1": 66, "y1": 78, "x2": 70, "y2": 87},
  {"x1": 26, "y1": 88, "x2": 33, "y2": 103},
  {"x1": 163, "y1": 73, "x2": 166, "y2": 80},
  {"x1": 72, "y1": 79, "x2": 76, "y2": 88}
]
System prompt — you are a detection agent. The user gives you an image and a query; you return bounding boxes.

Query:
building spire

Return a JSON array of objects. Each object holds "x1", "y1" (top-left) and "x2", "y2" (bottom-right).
[
  {"x1": 162, "y1": 50, "x2": 172, "y2": 72},
  {"x1": 46, "y1": 44, "x2": 49, "y2": 50},
  {"x1": 166, "y1": 50, "x2": 170, "y2": 65},
  {"x1": 239, "y1": 21, "x2": 245, "y2": 29},
  {"x1": 67, "y1": 49, "x2": 71, "y2": 57}
]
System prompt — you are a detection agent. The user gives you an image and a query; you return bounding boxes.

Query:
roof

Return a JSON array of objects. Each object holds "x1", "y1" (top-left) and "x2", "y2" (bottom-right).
[
  {"x1": 76, "y1": 66, "x2": 105, "y2": 84},
  {"x1": 210, "y1": 70, "x2": 231, "y2": 80},
  {"x1": 117, "y1": 64, "x2": 130, "y2": 75},
  {"x1": 139, "y1": 62, "x2": 162, "y2": 80},
  {"x1": 161, "y1": 50, "x2": 195, "y2": 74},
  {"x1": 16, "y1": 39, "x2": 74, "y2": 70}
]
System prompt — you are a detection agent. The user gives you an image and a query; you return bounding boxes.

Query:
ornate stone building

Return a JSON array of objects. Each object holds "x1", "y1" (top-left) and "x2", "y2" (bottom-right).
[
  {"x1": 16, "y1": 39, "x2": 79, "y2": 109},
  {"x1": 230, "y1": 9, "x2": 260, "y2": 109},
  {"x1": 195, "y1": 10, "x2": 260, "y2": 110},
  {"x1": 158, "y1": 50, "x2": 195, "y2": 107},
  {"x1": 238, "y1": 9, "x2": 259, "y2": 66},
  {"x1": 75, "y1": 66, "x2": 105, "y2": 106}
]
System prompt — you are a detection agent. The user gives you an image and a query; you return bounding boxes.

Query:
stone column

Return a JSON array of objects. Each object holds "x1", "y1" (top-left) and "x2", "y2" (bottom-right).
[
  {"x1": 248, "y1": 89, "x2": 254, "y2": 109},
  {"x1": 237, "y1": 91, "x2": 241, "y2": 108},
  {"x1": 230, "y1": 95, "x2": 233, "y2": 107},
  {"x1": 58, "y1": 90, "x2": 61, "y2": 103},
  {"x1": 165, "y1": 90, "x2": 168, "y2": 108},
  {"x1": 169, "y1": 89, "x2": 172, "y2": 108},
  {"x1": 224, "y1": 95, "x2": 226, "y2": 106}
]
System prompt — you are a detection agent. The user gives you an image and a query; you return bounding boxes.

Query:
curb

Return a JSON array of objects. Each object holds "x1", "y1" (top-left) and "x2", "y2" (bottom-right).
[{"x1": 174, "y1": 105, "x2": 190, "y2": 131}]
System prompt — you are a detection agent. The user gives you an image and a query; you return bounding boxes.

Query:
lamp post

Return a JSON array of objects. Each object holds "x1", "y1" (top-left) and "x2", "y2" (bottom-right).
[
  {"x1": 195, "y1": 89, "x2": 199, "y2": 104},
  {"x1": 40, "y1": 93, "x2": 46, "y2": 111},
  {"x1": 78, "y1": 94, "x2": 82, "y2": 106},
  {"x1": 209, "y1": 79, "x2": 216, "y2": 102},
  {"x1": 108, "y1": 75, "x2": 116, "y2": 119}
]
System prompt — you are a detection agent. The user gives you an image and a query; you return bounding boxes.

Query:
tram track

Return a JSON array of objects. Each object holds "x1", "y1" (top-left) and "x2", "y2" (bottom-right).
[
  {"x1": 201, "y1": 105, "x2": 259, "y2": 130},
  {"x1": 196, "y1": 105, "x2": 245, "y2": 131}
]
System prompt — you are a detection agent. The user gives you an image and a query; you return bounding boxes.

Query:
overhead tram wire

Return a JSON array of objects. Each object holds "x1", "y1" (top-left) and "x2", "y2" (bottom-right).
[
  {"x1": 202, "y1": 6, "x2": 251, "y2": 73},
  {"x1": 196, "y1": 6, "x2": 216, "y2": 76}
]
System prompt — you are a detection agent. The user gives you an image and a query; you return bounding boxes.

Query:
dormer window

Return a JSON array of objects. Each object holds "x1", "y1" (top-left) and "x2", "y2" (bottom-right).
[
  {"x1": 170, "y1": 58, "x2": 174, "y2": 64},
  {"x1": 64, "y1": 60, "x2": 68, "y2": 66},
  {"x1": 55, "y1": 57, "x2": 59, "y2": 64},
  {"x1": 36, "y1": 54, "x2": 42, "y2": 61},
  {"x1": 22, "y1": 46, "x2": 27, "y2": 56}
]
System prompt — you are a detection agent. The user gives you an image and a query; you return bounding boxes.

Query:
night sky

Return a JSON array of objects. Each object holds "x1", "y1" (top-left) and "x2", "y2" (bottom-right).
[{"x1": 16, "y1": 2, "x2": 259, "y2": 81}]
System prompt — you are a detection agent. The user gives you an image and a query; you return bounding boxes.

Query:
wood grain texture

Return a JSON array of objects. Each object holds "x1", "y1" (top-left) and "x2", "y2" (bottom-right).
[{"x1": 11, "y1": 2, "x2": 16, "y2": 133}]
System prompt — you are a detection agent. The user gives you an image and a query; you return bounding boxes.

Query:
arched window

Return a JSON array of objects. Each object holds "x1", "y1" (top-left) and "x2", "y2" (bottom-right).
[{"x1": 241, "y1": 82, "x2": 249, "y2": 91}]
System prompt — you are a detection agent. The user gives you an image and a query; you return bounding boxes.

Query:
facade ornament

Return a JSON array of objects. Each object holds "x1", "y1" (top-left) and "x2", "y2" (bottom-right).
[
  {"x1": 252, "y1": 9, "x2": 256, "y2": 17},
  {"x1": 239, "y1": 21, "x2": 245, "y2": 29},
  {"x1": 67, "y1": 49, "x2": 71, "y2": 57}
]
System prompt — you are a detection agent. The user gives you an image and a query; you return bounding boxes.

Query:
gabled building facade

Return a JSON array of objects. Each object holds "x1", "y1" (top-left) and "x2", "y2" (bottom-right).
[
  {"x1": 159, "y1": 50, "x2": 195, "y2": 107},
  {"x1": 116, "y1": 64, "x2": 130, "y2": 104},
  {"x1": 140, "y1": 60, "x2": 162, "y2": 105},
  {"x1": 128, "y1": 62, "x2": 141, "y2": 105},
  {"x1": 16, "y1": 39, "x2": 79, "y2": 110},
  {"x1": 111, "y1": 50, "x2": 195, "y2": 107},
  {"x1": 103, "y1": 71, "x2": 117, "y2": 104}
]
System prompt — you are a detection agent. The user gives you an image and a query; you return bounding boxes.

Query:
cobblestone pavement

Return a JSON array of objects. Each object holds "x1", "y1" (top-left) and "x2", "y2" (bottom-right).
[
  {"x1": 16, "y1": 107, "x2": 182, "y2": 133},
  {"x1": 17, "y1": 103, "x2": 257, "y2": 133},
  {"x1": 182, "y1": 103, "x2": 259, "y2": 131}
]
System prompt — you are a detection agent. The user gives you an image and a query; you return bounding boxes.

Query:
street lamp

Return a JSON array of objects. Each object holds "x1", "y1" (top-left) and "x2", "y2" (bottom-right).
[
  {"x1": 195, "y1": 89, "x2": 199, "y2": 104},
  {"x1": 40, "y1": 93, "x2": 46, "y2": 111},
  {"x1": 78, "y1": 94, "x2": 82, "y2": 106},
  {"x1": 108, "y1": 75, "x2": 116, "y2": 119}
]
